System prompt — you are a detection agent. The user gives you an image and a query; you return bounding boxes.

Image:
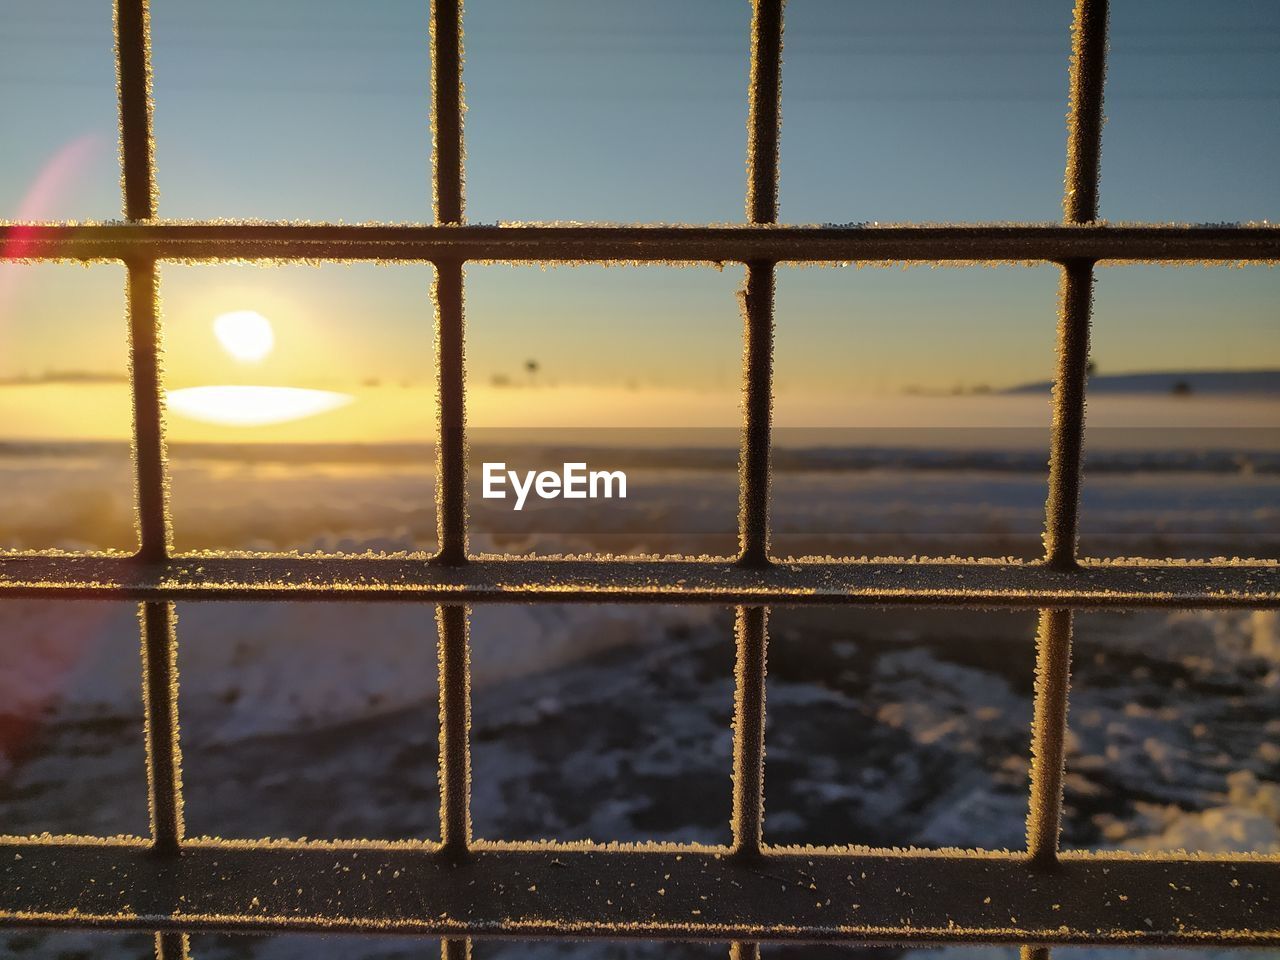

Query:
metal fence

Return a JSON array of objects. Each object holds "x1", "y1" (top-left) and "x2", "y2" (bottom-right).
[{"x1": 1, "y1": 0, "x2": 1279, "y2": 958}]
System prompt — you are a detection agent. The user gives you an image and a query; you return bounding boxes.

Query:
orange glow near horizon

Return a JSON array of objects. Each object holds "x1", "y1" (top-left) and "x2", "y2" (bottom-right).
[{"x1": 163, "y1": 309, "x2": 355, "y2": 429}]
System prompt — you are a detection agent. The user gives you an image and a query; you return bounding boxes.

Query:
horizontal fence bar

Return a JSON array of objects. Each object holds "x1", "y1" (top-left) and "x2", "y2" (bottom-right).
[
  {"x1": 0, "y1": 555, "x2": 1274, "y2": 608},
  {"x1": 1, "y1": 843, "x2": 1276, "y2": 945},
  {"x1": 3, "y1": 223, "x2": 1279, "y2": 264}
]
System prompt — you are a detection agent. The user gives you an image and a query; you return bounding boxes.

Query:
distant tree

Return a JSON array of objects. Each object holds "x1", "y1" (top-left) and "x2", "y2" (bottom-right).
[
  {"x1": 1172, "y1": 380, "x2": 1193, "y2": 396},
  {"x1": 1086, "y1": 358, "x2": 1098, "y2": 378}
]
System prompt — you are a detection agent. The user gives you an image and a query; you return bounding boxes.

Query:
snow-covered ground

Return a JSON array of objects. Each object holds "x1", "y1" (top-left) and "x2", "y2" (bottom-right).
[
  {"x1": 1, "y1": 441, "x2": 1277, "y2": 559},
  {"x1": 1, "y1": 444, "x2": 1278, "y2": 960}
]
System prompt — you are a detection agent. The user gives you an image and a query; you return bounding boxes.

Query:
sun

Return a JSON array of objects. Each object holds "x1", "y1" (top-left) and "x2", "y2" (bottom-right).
[
  {"x1": 213, "y1": 309, "x2": 275, "y2": 363},
  {"x1": 166, "y1": 308, "x2": 353, "y2": 428}
]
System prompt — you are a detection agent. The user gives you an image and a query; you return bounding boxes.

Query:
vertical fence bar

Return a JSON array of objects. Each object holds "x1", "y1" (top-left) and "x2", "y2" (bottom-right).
[
  {"x1": 732, "y1": 20, "x2": 783, "y2": 960},
  {"x1": 116, "y1": 0, "x2": 157, "y2": 225},
  {"x1": 117, "y1": 0, "x2": 167, "y2": 561},
  {"x1": 154, "y1": 932, "x2": 188, "y2": 960},
  {"x1": 126, "y1": 262, "x2": 168, "y2": 560},
  {"x1": 1027, "y1": 0, "x2": 1108, "y2": 874},
  {"x1": 738, "y1": 0, "x2": 784, "y2": 568},
  {"x1": 116, "y1": 0, "x2": 184, "y2": 882},
  {"x1": 1043, "y1": 262, "x2": 1095, "y2": 570},
  {"x1": 434, "y1": 260, "x2": 468, "y2": 565},
  {"x1": 1044, "y1": 0, "x2": 1107, "y2": 569},
  {"x1": 1062, "y1": 0, "x2": 1108, "y2": 229},
  {"x1": 431, "y1": 0, "x2": 467, "y2": 566},
  {"x1": 437, "y1": 603, "x2": 472, "y2": 855},
  {"x1": 732, "y1": 0, "x2": 784, "y2": 868},
  {"x1": 430, "y1": 0, "x2": 472, "y2": 872},
  {"x1": 731, "y1": 606, "x2": 768, "y2": 856},
  {"x1": 430, "y1": 0, "x2": 464, "y2": 228},
  {"x1": 1025, "y1": 608, "x2": 1074, "y2": 866},
  {"x1": 139, "y1": 601, "x2": 183, "y2": 850},
  {"x1": 739, "y1": 265, "x2": 775, "y2": 568}
]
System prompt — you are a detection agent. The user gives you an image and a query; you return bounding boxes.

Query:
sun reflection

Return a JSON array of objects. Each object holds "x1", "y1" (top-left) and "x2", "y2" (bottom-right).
[
  {"x1": 167, "y1": 385, "x2": 352, "y2": 426},
  {"x1": 166, "y1": 310, "x2": 353, "y2": 427}
]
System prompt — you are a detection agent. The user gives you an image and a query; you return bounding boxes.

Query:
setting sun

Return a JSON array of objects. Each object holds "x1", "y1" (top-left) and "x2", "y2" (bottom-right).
[
  {"x1": 213, "y1": 309, "x2": 275, "y2": 363},
  {"x1": 162, "y1": 308, "x2": 354, "y2": 429}
]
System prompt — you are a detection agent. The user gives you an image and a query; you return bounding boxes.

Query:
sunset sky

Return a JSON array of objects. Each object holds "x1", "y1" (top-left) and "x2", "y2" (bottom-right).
[{"x1": 1, "y1": 0, "x2": 1277, "y2": 441}]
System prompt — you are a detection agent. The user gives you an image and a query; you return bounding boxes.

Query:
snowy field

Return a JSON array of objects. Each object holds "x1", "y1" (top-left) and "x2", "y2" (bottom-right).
[
  {"x1": 1, "y1": 440, "x2": 1277, "y2": 559},
  {"x1": 1, "y1": 442, "x2": 1278, "y2": 960}
]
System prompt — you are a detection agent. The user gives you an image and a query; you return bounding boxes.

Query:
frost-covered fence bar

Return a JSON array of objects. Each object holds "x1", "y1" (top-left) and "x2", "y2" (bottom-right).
[
  {"x1": 1045, "y1": 0, "x2": 1108, "y2": 572},
  {"x1": 2, "y1": 0, "x2": 1279, "y2": 954},
  {"x1": 437, "y1": 604, "x2": 471, "y2": 855},
  {"x1": 115, "y1": 0, "x2": 186, "y2": 895},
  {"x1": 431, "y1": 0, "x2": 467, "y2": 567},
  {"x1": 1025, "y1": 0, "x2": 1109, "y2": 883},
  {"x1": 429, "y1": 21, "x2": 474, "y2": 949},
  {"x1": 728, "y1": 9, "x2": 784, "y2": 926},
  {"x1": 738, "y1": 0, "x2": 783, "y2": 567},
  {"x1": 2, "y1": 843, "x2": 1278, "y2": 945},
  {"x1": 730, "y1": 606, "x2": 769, "y2": 854},
  {"x1": 116, "y1": 0, "x2": 166, "y2": 565},
  {"x1": 155, "y1": 932, "x2": 188, "y2": 960},
  {"x1": 4, "y1": 223, "x2": 1278, "y2": 264},
  {"x1": 0, "y1": 555, "x2": 1275, "y2": 607}
]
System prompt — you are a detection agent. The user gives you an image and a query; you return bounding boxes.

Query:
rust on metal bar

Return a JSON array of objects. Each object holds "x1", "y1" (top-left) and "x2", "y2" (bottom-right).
[
  {"x1": 0, "y1": 555, "x2": 1276, "y2": 608},
  {"x1": 2, "y1": 843, "x2": 1278, "y2": 945},
  {"x1": 6, "y1": 223, "x2": 1279, "y2": 264}
]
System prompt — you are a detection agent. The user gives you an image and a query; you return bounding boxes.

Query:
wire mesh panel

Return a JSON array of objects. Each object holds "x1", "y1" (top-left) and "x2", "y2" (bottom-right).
[{"x1": 2, "y1": 1, "x2": 1279, "y2": 959}]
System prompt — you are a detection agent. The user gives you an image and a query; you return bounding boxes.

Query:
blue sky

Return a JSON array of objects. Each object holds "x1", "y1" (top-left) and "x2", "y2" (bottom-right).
[{"x1": 1, "y1": 0, "x2": 1277, "y2": 398}]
